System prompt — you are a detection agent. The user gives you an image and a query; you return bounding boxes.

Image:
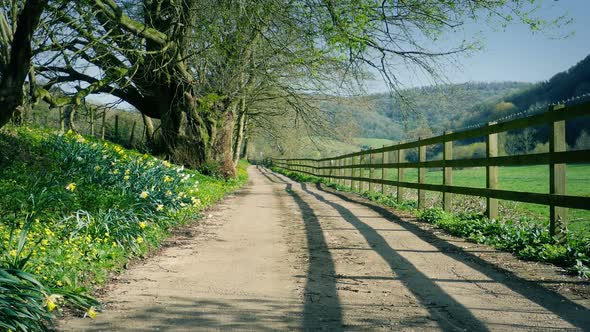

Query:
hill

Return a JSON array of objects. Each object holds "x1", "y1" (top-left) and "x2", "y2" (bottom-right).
[
  {"x1": 454, "y1": 54, "x2": 590, "y2": 147},
  {"x1": 320, "y1": 82, "x2": 532, "y2": 142}
]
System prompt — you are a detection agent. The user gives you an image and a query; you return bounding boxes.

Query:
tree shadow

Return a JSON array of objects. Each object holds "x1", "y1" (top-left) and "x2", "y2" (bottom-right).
[
  {"x1": 309, "y1": 181, "x2": 590, "y2": 330},
  {"x1": 258, "y1": 167, "x2": 344, "y2": 331},
  {"x1": 62, "y1": 296, "x2": 302, "y2": 331}
]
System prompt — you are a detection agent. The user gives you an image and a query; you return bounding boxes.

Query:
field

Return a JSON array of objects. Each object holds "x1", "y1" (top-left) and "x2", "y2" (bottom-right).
[{"x1": 353, "y1": 164, "x2": 590, "y2": 234}]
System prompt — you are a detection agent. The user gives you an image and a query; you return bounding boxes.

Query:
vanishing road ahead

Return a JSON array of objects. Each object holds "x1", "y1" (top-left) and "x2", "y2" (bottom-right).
[{"x1": 63, "y1": 166, "x2": 590, "y2": 331}]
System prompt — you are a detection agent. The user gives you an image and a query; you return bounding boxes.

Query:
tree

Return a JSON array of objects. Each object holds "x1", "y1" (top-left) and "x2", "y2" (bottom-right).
[
  {"x1": 505, "y1": 127, "x2": 537, "y2": 155},
  {"x1": 575, "y1": 130, "x2": 590, "y2": 150},
  {"x1": 0, "y1": 0, "x2": 49, "y2": 128},
  {"x1": 33, "y1": 0, "x2": 557, "y2": 176}
]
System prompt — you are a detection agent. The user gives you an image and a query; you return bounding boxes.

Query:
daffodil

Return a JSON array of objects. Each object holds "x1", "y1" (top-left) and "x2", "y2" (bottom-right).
[
  {"x1": 139, "y1": 191, "x2": 149, "y2": 199},
  {"x1": 44, "y1": 294, "x2": 62, "y2": 312},
  {"x1": 156, "y1": 204, "x2": 164, "y2": 211},
  {"x1": 139, "y1": 221, "x2": 146, "y2": 229},
  {"x1": 136, "y1": 236, "x2": 143, "y2": 244},
  {"x1": 65, "y1": 183, "x2": 77, "y2": 191},
  {"x1": 124, "y1": 175, "x2": 130, "y2": 181},
  {"x1": 94, "y1": 165, "x2": 101, "y2": 171},
  {"x1": 86, "y1": 307, "x2": 98, "y2": 319},
  {"x1": 9, "y1": 249, "x2": 17, "y2": 257}
]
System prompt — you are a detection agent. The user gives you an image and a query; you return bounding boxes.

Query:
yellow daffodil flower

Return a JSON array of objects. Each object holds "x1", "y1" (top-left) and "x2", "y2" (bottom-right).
[
  {"x1": 65, "y1": 183, "x2": 76, "y2": 191},
  {"x1": 86, "y1": 307, "x2": 97, "y2": 319}
]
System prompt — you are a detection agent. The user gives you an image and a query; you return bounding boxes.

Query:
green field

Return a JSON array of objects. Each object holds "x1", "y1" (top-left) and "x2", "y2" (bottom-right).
[{"x1": 353, "y1": 164, "x2": 590, "y2": 234}]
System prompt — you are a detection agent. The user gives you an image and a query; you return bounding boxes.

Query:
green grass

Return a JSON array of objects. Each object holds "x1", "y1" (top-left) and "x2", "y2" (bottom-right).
[
  {"x1": 0, "y1": 126, "x2": 248, "y2": 329},
  {"x1": 354, "y1": 165, "x2": 590, "y2": 234},
  {"x1": 352, "y1": 137, "x2": 395, "y2": 149}
]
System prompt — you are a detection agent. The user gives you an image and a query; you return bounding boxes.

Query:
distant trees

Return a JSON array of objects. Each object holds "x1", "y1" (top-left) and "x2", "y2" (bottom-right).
[
  {"x1": 575, "y1": 130, "x2": 590, "y2": 150},
  {"x1": 505, "y1": 128, "x2": 538, "y2": 155}
]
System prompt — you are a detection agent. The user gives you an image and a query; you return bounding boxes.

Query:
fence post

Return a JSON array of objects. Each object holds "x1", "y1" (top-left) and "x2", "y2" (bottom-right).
[
  {"x1": 418, "y1": 139, "x2": 426, "y2": 209},
  {"x1": 349, "y1": 156, "x2": 354, "y2": 190},
  {"x1": 350, "y1": 156, "x2": 358, "y2": 192},
  {"x1": 89, "y1": 107, "x2": 95, "y2": 136},
  {"x1": 338, "y1": 158, "x2": 343, "y2": 186},
  {"x1": 59, "y1": 107, "x2": 65, "y2": 132},
  {"x1": 363, "y1": 153, "x2": 369, "y2": 193},
  {"x1": 329, "y1": 159, "x2": 334, "y2": 183},
  {"x1": 397, "y1": 146, "x2": 405, "y2": 203},
  {"x1": 549, "y1": 104, "x2": 567, "y2": 236},
  {"x1": 368, "y1": 149, "x2": 374, "y2": 193},
  {"x1": 443, "y1": 131, "x2": 453, "y2": 211},
  {"x1": 486, "y1": 122, "x2": 499, "y2": 220},
  {"x1": 101, "y1": 110, "x2": 106, "y2": 140},
  {"x1": 114, "y1": 115, "x2": 119, "y2": 139},
  {"x1": 356, "y1": 155, "x2": 361, "y2": 192},
  {"x1": 381, "y1": 145, "x2": 386, "y2": 194},
  {"x1": 129, "y1": 121, "x2": 137, "y2": 145}
]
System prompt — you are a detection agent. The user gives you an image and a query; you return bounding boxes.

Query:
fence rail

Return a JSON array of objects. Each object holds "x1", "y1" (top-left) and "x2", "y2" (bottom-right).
[{"x1": 273, "y1": 101, "x2": 590, "y2": 236}]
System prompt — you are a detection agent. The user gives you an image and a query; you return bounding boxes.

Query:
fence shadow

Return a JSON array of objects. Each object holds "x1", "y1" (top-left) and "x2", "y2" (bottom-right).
[
  {"x1": 290, "y1": 181, "x2": 490, "y2": 331},
  {"x1": 312, "y1": 182, "x2": 590, "y2": 330}
]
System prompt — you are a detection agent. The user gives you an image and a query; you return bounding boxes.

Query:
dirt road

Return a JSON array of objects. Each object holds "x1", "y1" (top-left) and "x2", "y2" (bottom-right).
[{"x1": 62, "y1": 166, "x2": 590, "y2": 331}]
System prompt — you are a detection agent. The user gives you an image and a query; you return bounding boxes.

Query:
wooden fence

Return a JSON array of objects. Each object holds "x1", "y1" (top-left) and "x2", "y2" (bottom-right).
[{"x1": 273, "y1": 101, "x2": 590, "y2": 235}]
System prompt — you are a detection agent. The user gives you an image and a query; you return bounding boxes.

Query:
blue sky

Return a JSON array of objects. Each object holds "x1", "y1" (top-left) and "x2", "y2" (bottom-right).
[{"x1": 366, "y1": 0, "x2": 590, "y2": 92}]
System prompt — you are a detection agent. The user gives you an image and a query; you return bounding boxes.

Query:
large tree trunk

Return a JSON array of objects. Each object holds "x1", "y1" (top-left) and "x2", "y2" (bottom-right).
[
  {"x1": 153, "y1": 89, "x2": 239, "y2": 178},
  {"x1": 232, "y1": 98, "x2": 247, "y2": 168},
  {"x1": 0, "y1": 0, "x2": 48, "y2": 128},
  {"x1": 213, "y1": 105, "x2": 238, "y2": 178},
  {"x1": 241, "y1": 135, "x2": 249, "y2": 159},
  {"x1": 66, "y1": 105, "x2": 77, "y2": 132}
]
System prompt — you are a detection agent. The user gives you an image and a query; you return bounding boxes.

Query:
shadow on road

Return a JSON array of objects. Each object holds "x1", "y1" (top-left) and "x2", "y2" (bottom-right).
[
  {"x1": 310, "y1": 181, "x2": 590, "y2": 330},
  {"x1": 296, "y1": 181, "x2": 490, "y2": 331},
  {"x1": 63, "y1": 296, "x2": 301, "y2": 331},
  {"x1": 258, "y1": 166, "x2": 344, "y2": 331}
]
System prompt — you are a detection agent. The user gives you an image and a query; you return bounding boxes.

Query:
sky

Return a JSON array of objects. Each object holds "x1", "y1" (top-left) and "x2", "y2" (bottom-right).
[{"x1": 365, "y1": 0, "x2": 590, "y2": 93}]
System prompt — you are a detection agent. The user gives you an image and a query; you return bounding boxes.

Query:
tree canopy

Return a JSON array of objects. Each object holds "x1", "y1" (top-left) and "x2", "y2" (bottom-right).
[{"x1": 0, "y1": 0, "x2": 563, "y2": 176}]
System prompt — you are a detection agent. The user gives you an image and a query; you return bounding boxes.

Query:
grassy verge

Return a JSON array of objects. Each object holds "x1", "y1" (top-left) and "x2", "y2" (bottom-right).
[
  {"x1": 381, "y1": 165, "x2": 590, "y2": 233},
  {"x1": 271, "y1": 166, "x2": 590, "y2": 279},
  {"x1": 0, "y1": 126, "x2": 248, "y2": 331}
]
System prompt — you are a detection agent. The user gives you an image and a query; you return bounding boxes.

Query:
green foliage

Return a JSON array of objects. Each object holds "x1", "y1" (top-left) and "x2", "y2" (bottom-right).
[
  {"x1": 0, "y1": 126, "x2": 248, "y2": 328},
  {"x1": 417, "y1": 208, "x2": 590, "y2": 277},
  {"x1": 0, "y1": 269, "x2": 53, "y2": 332}
]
